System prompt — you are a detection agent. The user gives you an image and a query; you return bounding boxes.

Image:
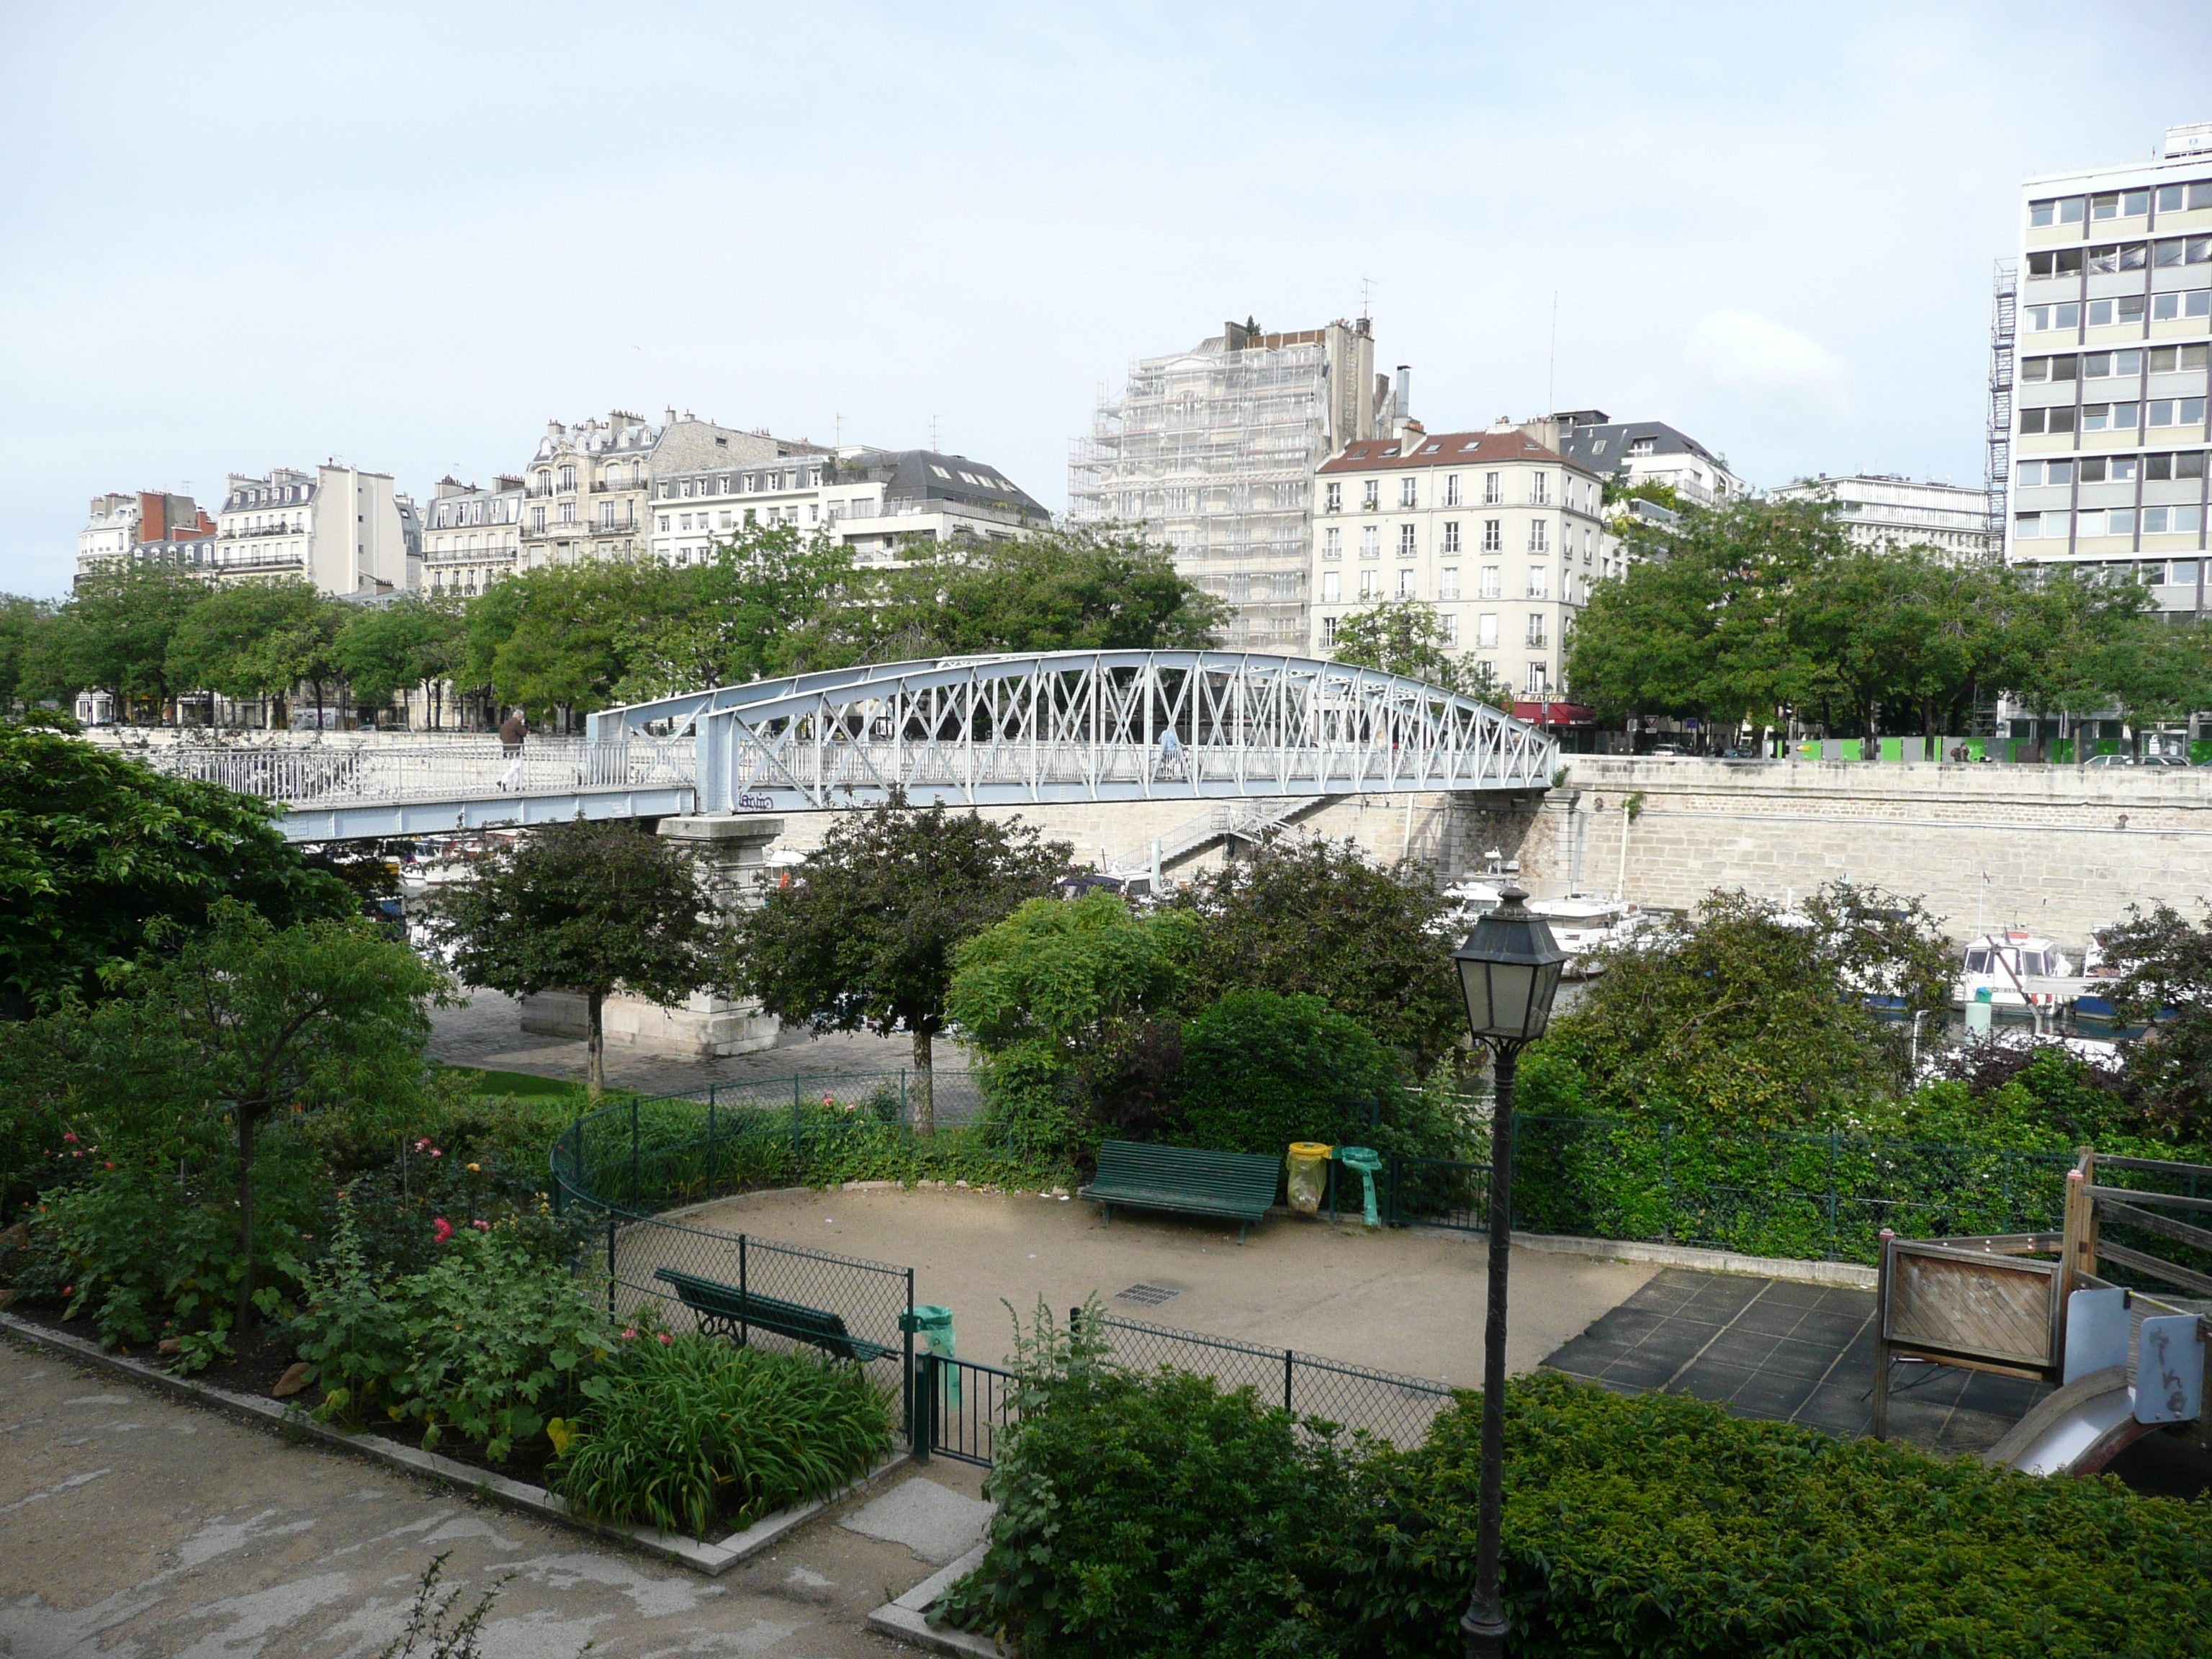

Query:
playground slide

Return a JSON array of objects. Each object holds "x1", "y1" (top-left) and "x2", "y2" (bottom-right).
[{"x1": 1984, "y1": 1366, "x2": 2158, "y2": 1477}]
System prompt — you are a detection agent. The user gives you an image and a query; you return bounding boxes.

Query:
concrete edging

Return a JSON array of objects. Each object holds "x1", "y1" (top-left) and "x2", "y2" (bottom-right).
[
  {"x1": 1505, "y1": 1231, "x2": 1879, "y2": 1288},
  {"x1": 866, "y1": 1542, "x2": 1004, "y2": 1657},
  {"x1": 0, "y1": 1311, "x2": 903, "y2": 1575}
]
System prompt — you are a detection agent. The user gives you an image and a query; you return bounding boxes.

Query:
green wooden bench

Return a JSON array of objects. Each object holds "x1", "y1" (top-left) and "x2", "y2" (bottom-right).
[
  {"x1": 653, "y1": 1267, "x2": 894, "y2": 1363},
  {"x1": 1079, "y1": 1141, "x2": 1282, "y2": 1243}
]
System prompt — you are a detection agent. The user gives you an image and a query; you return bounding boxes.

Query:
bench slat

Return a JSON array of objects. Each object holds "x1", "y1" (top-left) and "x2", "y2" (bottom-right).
[
  {"x1": 652, "y1": 1267, "x2": 891, "y2": 1362},
  {"x1": 1079, "y1": 1140, "x2": 1283, "y2": 1241}
]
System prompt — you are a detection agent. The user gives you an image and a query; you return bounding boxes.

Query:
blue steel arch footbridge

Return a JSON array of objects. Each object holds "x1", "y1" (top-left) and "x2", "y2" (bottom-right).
[{"x1": 152, "y1": 651, "x2": 1557, "y2": 840}]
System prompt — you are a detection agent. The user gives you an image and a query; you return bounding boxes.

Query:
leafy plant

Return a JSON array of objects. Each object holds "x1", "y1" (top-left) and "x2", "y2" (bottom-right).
[
  {"x1": 1174, "y1": 989, "x2": 1420, "y2": 1159},
  {"x1": 552, "y1": 1334, "x2": 893, "y2": 1539}
]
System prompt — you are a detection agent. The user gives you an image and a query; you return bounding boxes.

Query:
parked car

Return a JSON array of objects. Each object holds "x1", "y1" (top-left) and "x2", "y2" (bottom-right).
[
  {"x1": 2139, "y1": 754, "x2": 2192, "y2": 768},
  {"x1": 1647, "y1": 743, "x2": 1685, "y2": 757},
  {"x1": 2082, "y1": 753, "x2": 2135, "y2": 767}
]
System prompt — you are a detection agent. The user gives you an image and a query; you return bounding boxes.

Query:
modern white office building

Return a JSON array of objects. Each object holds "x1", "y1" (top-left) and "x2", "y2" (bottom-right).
[
  {"x1": 1548, "y1": 413, "x2": 1748, "y2": 510},
  {"x1": 1069, "y1": 317, "x2": 1392, "y2": 649},
  {"x1": 2004, "y1": 120, "x2": 2212, "y2": 618},
  {"x1": 1307, "y1": 421, "x2": 1619, "y2": 697},
  {"x1": 1769, "y1": 474, "x2": 1997, "y2": 561}
]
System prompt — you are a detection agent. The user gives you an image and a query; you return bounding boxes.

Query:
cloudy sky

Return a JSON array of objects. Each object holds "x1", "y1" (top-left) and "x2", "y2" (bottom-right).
[{"x1": 4, "y1": 1, "x2": 2208, "y2": 597}]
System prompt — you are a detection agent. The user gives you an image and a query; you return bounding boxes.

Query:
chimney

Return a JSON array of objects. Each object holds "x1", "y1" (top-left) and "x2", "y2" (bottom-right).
[{"x1": 1394, "y1": 365, "x2": 1412, "y2": 422}]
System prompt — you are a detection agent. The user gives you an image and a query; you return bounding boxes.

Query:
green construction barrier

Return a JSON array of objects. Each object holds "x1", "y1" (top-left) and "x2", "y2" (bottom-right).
[
  {"x1": 2096, "y1": 738, "x2": 2122, "y2": 757},
  {"x1": 2052, "y1": 738, "x2": 2074, "y2": 763},
  {"x1": 1879, "y1": 737, "x2": 1903, "y2": 762},
  {"x1": 1839, "y1": 739, "x2": 1863, "y2": 761},
  {"x1": 2192, "y1": 740, "x2": 2212, "y2": 765},
  {"x1": 1967, "y1": 738, "x2": 1987, "y2": 762}
]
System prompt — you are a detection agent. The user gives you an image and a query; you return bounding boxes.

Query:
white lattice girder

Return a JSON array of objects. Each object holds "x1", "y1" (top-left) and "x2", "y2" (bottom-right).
[{"x1": 590, "y1": 650, "x2": 1555, "y2": 812}]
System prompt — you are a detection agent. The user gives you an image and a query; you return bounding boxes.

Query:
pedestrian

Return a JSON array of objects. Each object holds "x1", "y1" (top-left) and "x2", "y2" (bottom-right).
[
  {"x1": 1158, "y1": 726, "x2": 1182, "y2": 779},
  {"x1": 498, "y1": 711, "x2": 528, "y2": 788}
]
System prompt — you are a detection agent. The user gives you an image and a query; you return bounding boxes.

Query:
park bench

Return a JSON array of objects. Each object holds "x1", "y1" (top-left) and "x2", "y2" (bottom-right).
[
  {"x1": 653, "y1": 1267, "x2": 894, "y2": 1363},
  {"x1": 1079, "y1": 1140, "x2": 1282, "y2": 1243}
]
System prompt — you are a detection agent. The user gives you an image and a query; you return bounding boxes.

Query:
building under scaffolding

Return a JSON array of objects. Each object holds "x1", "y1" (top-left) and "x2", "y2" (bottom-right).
[{"x1": 1069, "y1": 318, "x2": 1391, "y2": 648}]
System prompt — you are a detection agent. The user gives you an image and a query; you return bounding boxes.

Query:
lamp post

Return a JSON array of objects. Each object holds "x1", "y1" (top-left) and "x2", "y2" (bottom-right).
[{"x1": 1449, "y1": 884, "x2": 1567, "y2": 1658}]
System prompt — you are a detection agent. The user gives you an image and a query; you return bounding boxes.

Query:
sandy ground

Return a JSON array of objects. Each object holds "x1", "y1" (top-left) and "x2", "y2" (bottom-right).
[
  {"x1": 0, "y1": 1336, "x2": 986, "y2": 1658},
  {"x1": 428, "y1": 989, "x2": 971, "y2": 1096},
  {"x1": 683, "y1": 1184, "x2": 1656, "y2": 1387}
]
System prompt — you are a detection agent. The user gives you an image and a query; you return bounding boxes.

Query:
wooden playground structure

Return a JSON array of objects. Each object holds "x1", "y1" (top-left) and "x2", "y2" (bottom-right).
[{"x1": 1874, "y1": 1147, "x2": 2211, "y2": 1476}]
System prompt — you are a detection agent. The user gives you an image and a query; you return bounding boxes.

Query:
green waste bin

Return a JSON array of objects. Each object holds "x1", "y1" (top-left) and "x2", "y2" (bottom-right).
[
  {"x1": 1287, "y1": 1143, "x2": 1333, "y2": 1213},
  {"x1": 908, "y1": 1304, "x2": 958, "y2": 1408},
  {"x1": 1336, "y1": 1146, "x2": 1383, "y2": 1228}
]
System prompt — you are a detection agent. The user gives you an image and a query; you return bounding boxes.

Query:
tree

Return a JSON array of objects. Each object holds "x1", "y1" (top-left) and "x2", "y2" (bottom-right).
[
  {"x1": 1524, "y1": 882, "x2": 1954, "y2": 1130},
  {"x1": 0, "y1": 595, "x2": 51, "y2": 708},
  {"x1": 727, "y1": 793, "x2": 1070, "y2": 1128},
  {"x1": 611, "y1": 524, "x2": 861, "y2": 696},
  {"x1": 67, "y1": 900, "x2": 444, "y2": 1329},
  {"x1": 24, "y1": 562, "x2": 208, "y2": 719},
  {"x1": 334, "y1": 595, "x2": 464, "y2": 724},
  {"x1": 428, "y1": 819, "x2": 722, "y2": 1096},
  {"x1": 0, "y1": 726, "x2": 356, "y2": 1017},
  {"x1": 1169, "y1": 836, "x2": 1468, "y2": 1071},
  {"x1": 2102, "y1": 902, "x2": 2212, "y2": 1141},
  {"x1": 164, "y1": 580, "x2": 343, "y2": 725},
  {"x1": 1327, "y1": 600, "x2": 1509, "y2": 700}
]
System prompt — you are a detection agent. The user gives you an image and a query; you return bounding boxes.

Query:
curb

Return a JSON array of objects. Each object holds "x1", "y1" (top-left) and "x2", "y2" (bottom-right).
[
  {"x1": 0, "y1": 1311, "x2": 904, "y2": 1575},
  {"x1": 1506, "y1": 1231, "x2": 1879, "y2": 1289},
  {"x1": 866, "y1": 1542, "x2": 1005, "y2": 1657}
]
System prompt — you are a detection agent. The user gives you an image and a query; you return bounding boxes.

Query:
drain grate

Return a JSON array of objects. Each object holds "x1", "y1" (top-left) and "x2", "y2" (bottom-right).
[{"x1": 1115, "y1": 1284, "x2": 1181, "y2": 1307}]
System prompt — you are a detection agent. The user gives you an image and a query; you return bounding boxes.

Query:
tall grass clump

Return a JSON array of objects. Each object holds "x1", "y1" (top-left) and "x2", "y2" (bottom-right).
[{"x1": 552, "y1": 1335, "x2": 893, "y2": 1539}]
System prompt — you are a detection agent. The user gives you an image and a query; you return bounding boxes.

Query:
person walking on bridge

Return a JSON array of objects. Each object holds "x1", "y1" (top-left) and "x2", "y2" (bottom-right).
[{"x1": 498, "y1": 711, "x2": 528, "y2": 789}]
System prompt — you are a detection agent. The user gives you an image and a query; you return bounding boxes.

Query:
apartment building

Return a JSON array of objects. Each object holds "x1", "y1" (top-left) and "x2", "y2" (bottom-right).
[
  {"x1": 1069, "y1": 317, "x2": 1390, "y2": 649},
  {"x1": 518, "y1": 408, "x2": 817, "y2": 570},
  {"x1": 199, "y1": 464, "x2": 415, "y2": 595},
  {"x1": 1548, "y1": 413, "x2": 1747, "y2": 509},
  {"x1": 73, "y1": 490, "x2": 216, "y2": 585},
  {"x1": 1308, "y1": 422, "x2": 1617, "y2": 696},
  {"x1": 2005, "y1": 121, "x2": 2212, "y2": 618},
  {"x1": 423, "y1": 475, "x2": 526, "y2": 597},
  {"x1": 649, "y1": 448, "x2": 1048, "y2": 567},
  {"x1": 1769, "y1": 474, "x2": 1997, "y2": 560}
]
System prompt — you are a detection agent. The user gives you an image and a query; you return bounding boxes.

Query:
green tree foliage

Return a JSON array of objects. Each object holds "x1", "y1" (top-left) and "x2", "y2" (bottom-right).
[
  {"x1": 334, "y1": 595, "x2": 465, "y2": 721},
  {"x1": 727, "y1": 794, "x2": 1070, "y2": 1128},
  {"x1": 947, "y1": 891, "x2": 1195, "y2": 1149},
  {"x1": 58, "y1": 901, "x2": 444, "y2": 1328},
  {"x1": 23, "y1": 562, "x2": 207, "y2": 716},
  {"x1": 1173, "y1": 989, "x2": 1413, "y2": 1156},
  {"x1": 610, "y1": 524, "x2": 861, "y2": 696},
  {"x1": 1328, "y1": 599, "x2": 1508, "y2": 701},
  {"x1": 1172, "y1": 837, "x2": 1467, "y2": 1071},
  {"x1": 0, "y1": 727, "x2": 354, "y2": 1015},
  {"x1": 428, "y1": 819, "x2": 721, "y2": 1096},
  {"x1": 0, "y1": 594, "x2": 51, "y2": 706},
  {"x1": 163, "y1": 579, "x2": 343, "y2": 721},
  {"x1": 1524, "y1": 881, "x2": 1956, "y2": 1130},
  {"x1": 1566, "y1": 495, "x2": 2203, "y2": 737},
  {"x1": 2102, "y1": 901, "x2": 2212, "y2": 1141}
]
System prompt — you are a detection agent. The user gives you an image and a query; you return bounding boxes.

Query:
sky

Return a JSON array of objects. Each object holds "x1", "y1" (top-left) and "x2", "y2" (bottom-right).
[{"x1": 4, "y1": 0, "x2": 2210, "y2": 599}]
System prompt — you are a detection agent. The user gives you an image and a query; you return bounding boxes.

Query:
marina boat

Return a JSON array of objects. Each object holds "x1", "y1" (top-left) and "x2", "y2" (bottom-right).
[
  {"x1": 1954, "y1": 930, "x2": 2092, "y2": 1011},
  {"x1": 1431, "y1": 878, "x2": 1503, "y2": 938},
  {"x1": 1527, "y1": 896, "x2": 1660, "y2": 975}
]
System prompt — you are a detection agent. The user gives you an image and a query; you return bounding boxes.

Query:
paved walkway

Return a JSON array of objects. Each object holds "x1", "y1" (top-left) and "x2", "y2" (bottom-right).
[
  {"x1": 428, "y1": 989, "x2": 971, "y2": 1097},
  {"x1": 0, "y1": 1335, "x2": 985, "y2": 1657}
]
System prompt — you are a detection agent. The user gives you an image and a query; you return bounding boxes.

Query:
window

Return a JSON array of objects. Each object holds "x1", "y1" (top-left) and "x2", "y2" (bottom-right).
[
  {"x1": 1628, "y1": 436, "x2": 1656, "y2": 457},
  {"x1": 1360, "y1": 525, "x2": 1380, "y2": 559},
  {"x1": 1444, "y1": 475, "x2": 1461, "y2": 507},
  {"x1": 531, "y1": 505, "x2": 547, "y2": 531},
  {"x1": 1325, "y1": 481, "x2": 1341, "y2": 511},
  {"x1": 1528, "y1": 519, "x2": 1550, "y2": 553},
  {"x1": 2015, "y1": 510, "x2": 2070, "y2": 539},
  {"x1": 1441, "y1": 521, "x2": 1462, "y2": 554},
  {"x1": 559, "y1": 465, "x2": 576, "y2": 492},
  {"x1": 536, "y1": 470, "x2": 552, "y2": 495},
  {"x1": 1397, "y1": 568, "x2": 1416, "y2": 599},
  {"x1": 1526, "y1": 613, "x2": 1547, "y2": 647},
  {"x1": 2150, "y1": 398, "x2": 2209, "y2": 426},
  {"x1": 1399, "y1": 477, "x2": 1419, "y2": 508},
  {"x1": 2149, "y1": 343, "x2": 2211, "y2": 372},
  {"x1": 2100, "y1": 509, "x2": 2136, "y2": 537},
  {"x1": 1323, "y1": 526, "x2": 1342, "y2": 559},
  {"x1": 1483, "y1": 472, "x2": 1502, "y2": 504},
  {"x1": 2026, "y1": 303, "x2": 2082, "y2": 331},
  {"x1": 1442, "y1": 614, "x2": 1460, "y2": 646},
  {"x1": 2019, "y1": 407, "x2": 2077, "y2": 434},
  {"x1": 1321, "y1": 616, "x2": 1339, "y2": 646},
  {"x1": 1321, "y1": 570, "x2": 1341, "y2": 603},
  {"x1": 2146, "y1": 505, "x2": 2208, "y2": 534},
  {"x1": 1481, "y1": 519, "x2": 1502, "y2": 552},
  {"x1": 1440, "y1": 567, "x2": 1460, "y2": 599},
  {"x1": 1528, "y1": 566, "x2": 1549, "y2": 599},
  {"x1": 1526, "y1": 662, "x2": 1549, "y2": 694},
  {"x1": 1359, "y1": 570, "x2": 1379, "y2": 598},
  {"x1": 1480, "y1": 565, "x2": 1501, "y2": 598},
  {"x1": 1363, "y1": 480, "x2": 1381, "y2": 509},
  {"x1": 1477, "y1": 613, "x2": 1498, "y2": 648},
  {"x1": 1529, "y1": 472, "x2": 1550, "y2": 505},
  {"x1": 1398, "y1": 523, "x2": 1417, "y2": 557}
]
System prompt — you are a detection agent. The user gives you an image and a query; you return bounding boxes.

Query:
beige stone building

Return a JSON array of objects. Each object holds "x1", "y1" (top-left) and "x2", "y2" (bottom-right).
[
  {"x1": 423, "y1": 475, "x2": 526, "y2": 597},
  {"x1": 204, "y1": 464, "x2": 415, "y2": 595}
]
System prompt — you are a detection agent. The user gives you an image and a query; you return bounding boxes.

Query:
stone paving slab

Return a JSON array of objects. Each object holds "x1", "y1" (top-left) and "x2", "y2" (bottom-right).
[{"x1": 837, "y1": 1480, "x2": 995, "y2": 1566}]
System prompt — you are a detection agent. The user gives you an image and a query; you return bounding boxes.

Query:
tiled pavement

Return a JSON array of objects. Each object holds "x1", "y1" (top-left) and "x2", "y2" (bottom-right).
[{"x1": 1542, "y1": 1266, "x2": 2047, "y2": 1455}]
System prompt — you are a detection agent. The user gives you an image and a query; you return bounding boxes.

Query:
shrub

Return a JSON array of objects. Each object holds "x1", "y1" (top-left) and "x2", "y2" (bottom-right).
[
  {"x1": 294, "y1": 1198, "x2": 614, "y2": 1461},
  {"x1": 1174, "y1": 989, "x2": 1418, "y2": 1159},
  {"x1": 552, "y1": 1334, "x2": 894, "y2": 1539},
  {"x1": 1326, "y1": 1372, "x2": 2212, "y2": 1659},
  {"x1": 935, "y1": 1300, "x2": 1352, "y2": 1658}
]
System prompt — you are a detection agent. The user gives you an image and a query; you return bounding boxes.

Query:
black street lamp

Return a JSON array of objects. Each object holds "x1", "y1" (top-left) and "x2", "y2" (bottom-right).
[{"x1": 1449, "y1": 884, "x2": 1567, "y2": 1658}]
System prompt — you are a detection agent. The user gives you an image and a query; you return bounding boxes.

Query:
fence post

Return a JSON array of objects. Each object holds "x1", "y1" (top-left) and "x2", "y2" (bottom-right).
[
  {"x1": 706, "y1": 1092, "x2": 719, "y2": 1197},
  {"x1": 791, "y1": 1086, "x2": 804, "y2": 1179},
  {"x1": 1826, "y1": 1130, "x2": 1840, "y2": 1261},
  {"x1": 739, "y1": 1234, "x2": 749, "y2": 1348},
  {"x1": 1663, "y1": 1122, "x2": 1676, "y2": 1242},
  {"x1": 1285, "y1": 1349, "x2": 1295, "y2": 1414},
  {"x1": 606, "y1": 1214, "x2": 617, "y2": 1321},
  {"x1": 900, "y1": 1070, "x2": 909, "y2": 1125},
  {"x1": 914, "y1": 1352, "x2": 936, "y2": 1462},
  {"x1": 629, "y1": 1097, "x2": 640, "y2": 1209},
  {"x1": 904, "y1": 1268, "x2": 916, "y2": 1450}
]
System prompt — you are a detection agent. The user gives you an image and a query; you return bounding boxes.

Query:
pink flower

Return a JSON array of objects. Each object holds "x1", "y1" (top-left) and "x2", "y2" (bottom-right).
[
  {"x1": 431, "y1": 1218, "x2": 454, "y2": 1244},
  {"x1": 621, "y1": 1328, "x2": 638, "y2": 1340},
  {"x1": 657, "y1": 1332, "x2": 673, "y2": 1344},
  {"x1": 472, "y1": 1220, "x2": 490, "y2": 1232},
  {"x1": 62, "y1": 1132, "x2": 78, "y2": 1144},
  {"x1": 429, "y1": 1148, "x2": 442, "y2": 1158}
]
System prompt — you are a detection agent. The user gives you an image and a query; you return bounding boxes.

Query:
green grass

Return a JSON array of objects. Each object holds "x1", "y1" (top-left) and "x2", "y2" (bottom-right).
[{"x1": 437, "y1": 1065, "x2": 594, "y2": 1101}]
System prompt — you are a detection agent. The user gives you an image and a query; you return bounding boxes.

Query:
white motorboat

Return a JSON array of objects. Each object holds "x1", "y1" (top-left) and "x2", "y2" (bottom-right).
[
  {"x1": 1432, "y1": 878, "x2": 1503, "y2": 938},
  {"x1": 1527, "y1": 896, "x2": 1660, "y2": 974},
  {"x1": 1954, "y1": 930, "x2": 2091, "y2": 1010}
]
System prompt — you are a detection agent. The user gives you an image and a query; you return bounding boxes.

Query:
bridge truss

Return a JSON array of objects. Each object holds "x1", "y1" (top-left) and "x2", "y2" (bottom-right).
[{"x1": 589, "y1": 649, "x2": 1556, "y2": 814}]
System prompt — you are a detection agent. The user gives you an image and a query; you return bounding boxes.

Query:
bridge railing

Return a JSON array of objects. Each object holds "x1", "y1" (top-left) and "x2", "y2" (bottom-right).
[{"x1": 143, "y1": 737, "x2": 697, "y2": 806}]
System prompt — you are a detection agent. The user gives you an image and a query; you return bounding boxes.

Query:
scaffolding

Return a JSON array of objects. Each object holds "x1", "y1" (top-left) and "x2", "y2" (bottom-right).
[
  {"x1": 1069, "y1": 318, "x2": 1383, "y2": 648},
  {"x1": 1986, "y1": 259, "x2": 2018, "y2": 553}
]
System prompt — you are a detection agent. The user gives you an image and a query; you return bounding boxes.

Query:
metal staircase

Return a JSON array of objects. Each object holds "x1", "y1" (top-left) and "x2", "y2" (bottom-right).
[{"x1": 1108, "y1": 796, "x2": 1324, "y2": 878}]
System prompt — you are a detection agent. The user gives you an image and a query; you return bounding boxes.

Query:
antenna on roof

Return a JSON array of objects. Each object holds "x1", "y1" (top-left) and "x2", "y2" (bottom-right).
[
  {"x1": 1359, "y1": 276, "x2": 1375, "y2": 320},
  {"x1": 930, "y1": 415, "x2": 940, "y2": 451}
]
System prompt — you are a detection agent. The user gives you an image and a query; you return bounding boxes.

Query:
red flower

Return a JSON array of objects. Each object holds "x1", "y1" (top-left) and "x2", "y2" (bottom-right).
[
  {"x1": 471, "y1": 1220, "x2": 490, "y2": 1232},
  {"x1": 62, "y1": 1132, "x2": 78, "y2": 1144},
  {"x1": 431, "y1": 1218, "x2": 454, "y2": 1244},
  {"x1": 657, "y1": 1332, "x2": 673, "y2": 1344}
]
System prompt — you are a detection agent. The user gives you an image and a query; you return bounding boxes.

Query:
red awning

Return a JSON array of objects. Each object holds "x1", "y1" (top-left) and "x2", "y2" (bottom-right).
[{"x1": 1511, "y1": 701, "x2": 1596, "y2": 726}]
